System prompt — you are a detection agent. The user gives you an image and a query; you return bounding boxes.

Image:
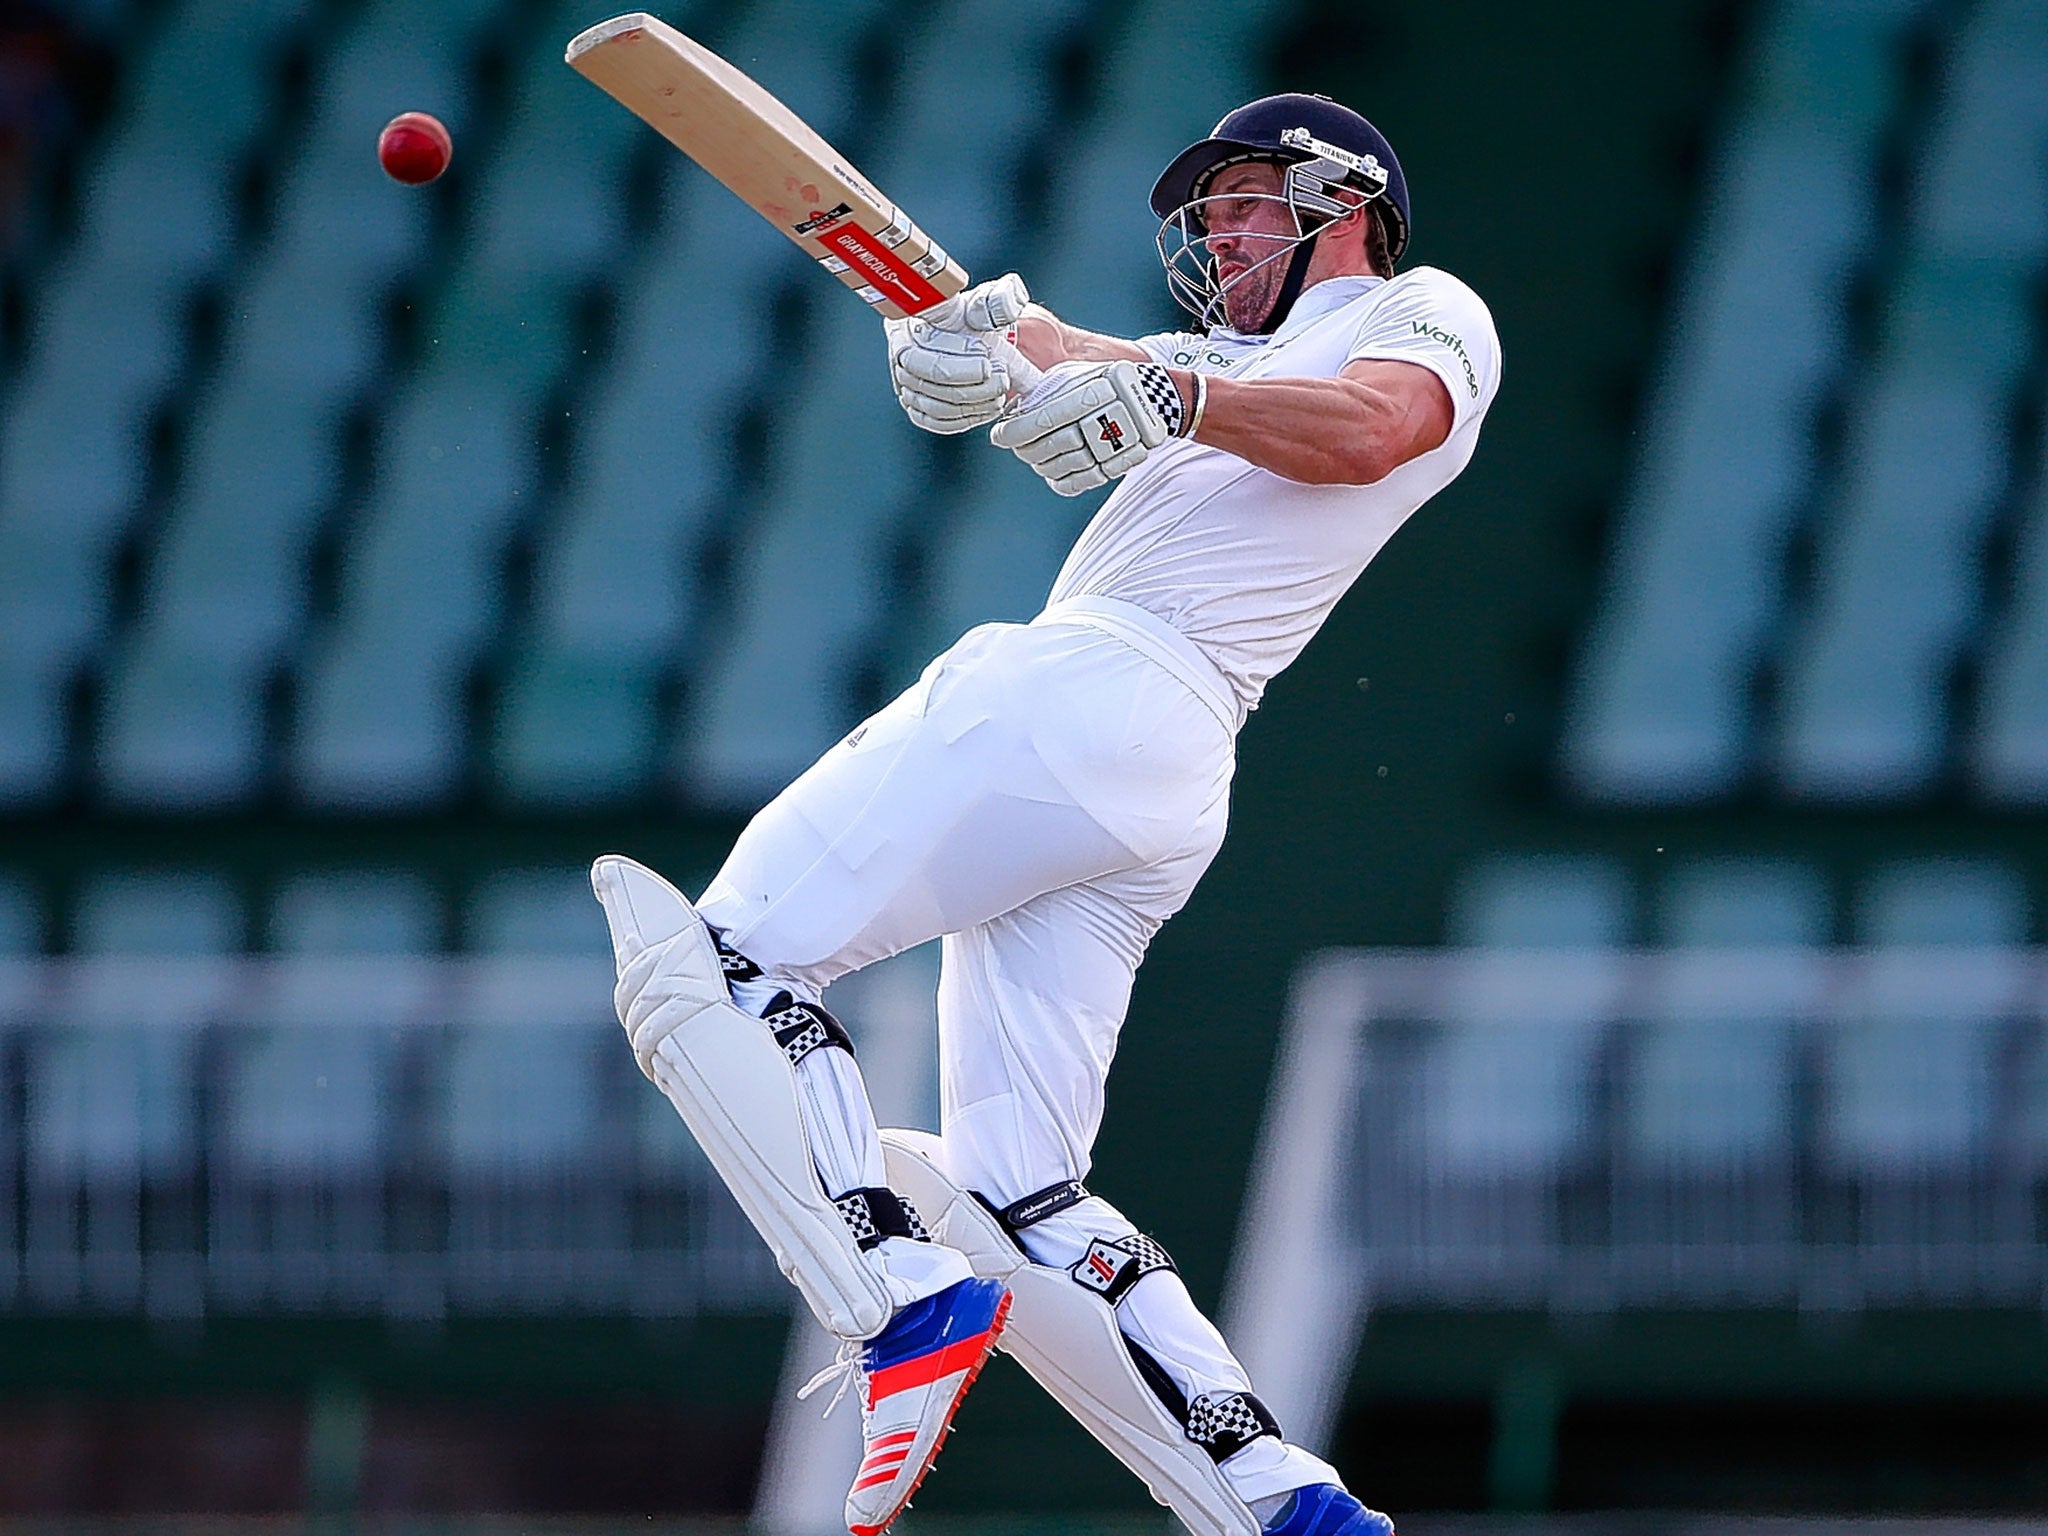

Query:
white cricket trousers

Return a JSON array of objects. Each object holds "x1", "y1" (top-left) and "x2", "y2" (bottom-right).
[
  {"x1": 696, "y1": 598, "x2": 1308, "y2": 1458},
  {"x1": 698, "y1": 597, "x2": 1239, "y2": 1190}
]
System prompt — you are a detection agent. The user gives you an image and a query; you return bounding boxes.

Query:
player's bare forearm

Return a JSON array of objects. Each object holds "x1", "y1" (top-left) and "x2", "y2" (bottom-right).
[
  {"x1": 1172, "y1": 358, "x2": 1453, "y2": 485},
  {"x1": 1015, "y1": 305, "x2": 1150, "y2": 368}
]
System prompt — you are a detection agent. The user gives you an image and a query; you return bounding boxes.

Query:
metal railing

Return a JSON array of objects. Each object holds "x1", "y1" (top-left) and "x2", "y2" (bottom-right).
[
  {"x1": 1225, "y1": 947, "x2": 2048, "y2": 1453},
  {"x1": 0, "y1": 956, "x2": 783, "y2": 1319}
]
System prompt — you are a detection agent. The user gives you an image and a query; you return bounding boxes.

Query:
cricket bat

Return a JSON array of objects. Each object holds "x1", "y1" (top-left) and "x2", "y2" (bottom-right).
[{"x1": 567, "y1": 10, "x2": 1037, "y2": 383}]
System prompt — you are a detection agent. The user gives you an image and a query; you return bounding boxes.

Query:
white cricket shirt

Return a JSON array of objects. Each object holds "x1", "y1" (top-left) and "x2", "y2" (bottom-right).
[{"x1": 1044, "y1": 266, "x2": 1502, "y2": 728}]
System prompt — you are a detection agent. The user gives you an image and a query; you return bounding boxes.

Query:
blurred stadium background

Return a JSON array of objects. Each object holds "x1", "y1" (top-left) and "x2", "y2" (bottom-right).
[{"x1": 2, "y1": 0, "x2": 2046, "y2": 1528}]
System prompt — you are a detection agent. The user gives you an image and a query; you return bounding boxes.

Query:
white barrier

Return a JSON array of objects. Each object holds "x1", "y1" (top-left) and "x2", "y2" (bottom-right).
[
  {"x1": 0, "y1": 954, "x2": 781, "y2": 1319},
  {"x1": 1224, "y1": 948, "x2": 2048, "y2": 1454}
]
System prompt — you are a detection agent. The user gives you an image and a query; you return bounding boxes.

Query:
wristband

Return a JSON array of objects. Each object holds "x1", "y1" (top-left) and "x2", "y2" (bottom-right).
[
  {"x1": 1132, "y1": 362, "x2": 1185, "y2": 437},
  {"x1": 1184, "y1": 370, "x2": 1209, "y2": 440}
]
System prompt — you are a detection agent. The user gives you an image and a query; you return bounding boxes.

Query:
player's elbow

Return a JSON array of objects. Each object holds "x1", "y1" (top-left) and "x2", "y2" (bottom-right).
[
  {"x1": 1318, "y1": 387, "x2": 1437, "y2": 484},
  {"x1": 1311, "y1": 442, "x2": 1402, "y2": 486}
]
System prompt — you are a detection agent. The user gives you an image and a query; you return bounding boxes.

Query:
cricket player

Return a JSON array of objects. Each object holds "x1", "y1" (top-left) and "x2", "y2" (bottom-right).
[{"x1": 593, "y1": 94, "x2": 1499, "y2": 1536}]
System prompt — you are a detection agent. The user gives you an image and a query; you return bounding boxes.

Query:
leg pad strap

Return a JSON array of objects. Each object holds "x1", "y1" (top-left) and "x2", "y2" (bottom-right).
[
  {"x1": 977, "y1": 1179, "x2": 1090, "y2": 1232},
  {"x1": 766, "y1": 997, "x2": 854, "y2": 1065},
  {"x1": 1072, "y1": 1232, "x2": 1178, "y2": 1305},
  {"x1": 834, "y1": 1186, "x2": 930, "y2": 1250},
  {"x1": 1187, "y1": 1390, "x2": 1283, "y2": 1463}
]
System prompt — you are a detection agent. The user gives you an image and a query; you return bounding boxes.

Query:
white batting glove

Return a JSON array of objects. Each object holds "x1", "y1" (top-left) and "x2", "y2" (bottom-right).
[
  {"x1": 920, "y1": 272, "x2": 1030, "y2": 334},
  {"x1": 884, "y1": 274, "x2": 1034, "y2": 435},
  {"x1": 989, "y1": 359, "x2": 1175, "y2": 496},
  {"x1": 886, "y1": 318, "x2": 1011, "y2": 434}
]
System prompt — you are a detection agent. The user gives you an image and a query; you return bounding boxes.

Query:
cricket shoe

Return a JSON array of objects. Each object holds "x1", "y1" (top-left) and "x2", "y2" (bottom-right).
[
  {"x1": 805, "y1": 1274, "x2": 1011, "y2": 1536},
  {"x1": 1261, "y1": 1484, "x2": 1395, "y2": 1536}
]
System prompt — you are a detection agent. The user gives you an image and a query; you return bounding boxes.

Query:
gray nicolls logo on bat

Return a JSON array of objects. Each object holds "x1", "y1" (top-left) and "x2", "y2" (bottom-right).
[{"x1": 1096, "y1": 413, "x2": 1125, "y2": 452}]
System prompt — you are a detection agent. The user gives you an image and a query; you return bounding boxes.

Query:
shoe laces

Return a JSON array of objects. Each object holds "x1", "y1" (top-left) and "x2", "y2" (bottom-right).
[{"x1": 796, "y1": 1338, "x2": 864, "y2": 1419}]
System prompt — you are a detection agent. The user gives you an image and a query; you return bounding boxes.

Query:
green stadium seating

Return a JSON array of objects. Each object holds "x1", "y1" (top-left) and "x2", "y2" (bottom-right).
[
  {"x1": 1565, "y1": 0, "x2": 1934, "y2": 801},
  {"x1": 1574, "y1": 0, "x2": 2048, "y2": 806},
  {"x1": 0, "y1": 0, "x2": 316, "y2": 803}
]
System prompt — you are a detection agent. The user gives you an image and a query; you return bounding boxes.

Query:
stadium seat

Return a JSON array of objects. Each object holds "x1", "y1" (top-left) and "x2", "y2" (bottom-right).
[
  {"x1": 1626, "y1": 880, "x2": 1828, "y2": 1181},
  {"x1": 1820, "y1": 1009, "x2": 2000, "y2": 1178},
  {"x1": 1855, "y1": 857, "x2": 2029, "y2": 946},
  {"x1": 1815, "y1": 859, "x2": 2027, "y2": 1186},
  {"x1": 73, "y1": 869, "x2": 241, "y2": 954},
  {"x1": 1418, "y1": 1014, "x2": 1606, "y2": 1182},
  {"x1": 442, "y1": 1025, "x2": 603, "y2": 1178},
  {"x1": 1776, "y1": 0, "x2": 2048, "y2": 798},
  {"x1": 1430, "y1": 863, "x2": 1622, "y2": 1200},
  {"x1": 1428, "y1": 855, "x2": 1629, "y2": 1211},
  {"x1": 495, "y1": 185, "x2": 793, "y2": 804},
  {"x1": 864, "y1": 0, "x2": 1091, "y2": 279},
  {"x1": 493, "y1": 649, "x2": 667, "y2": 803},
  {"x1": 102, "y1": 0, "x2": 505, "y2": 809},
  {"x1": 466, "y1": 867, "x2": 614, "y2": 956},
  {"x1": 447, "y1": 856, "x2": 633, "y2": 1301},
  {"x1": 1658, "y1": 857, "x2": 1831, "y2": 946},
  {"x1": 27, "y1": 865, "x2": 239, "y2": 1306},
  {"x1": 439, "y1": 1018, "x2": 613, "y2": 1305},
  {"x1": 212, "y1": 991, "x2": 394, "y2": 1309},
  {"x1": 98, "y1": 385, "x2": 340, "y2": 807},
  {"x1": 0, "y1": 0, "x2": 315, "y2": 804},
  {"x1": 1565, "y1": 0, "x2": 1933, "y2": 801},
  {"x1": 2015, "y1": 1036, "x2": 2048, "y2": 1173},
  {"x1": 1614, "y1": 950, "x2": 1811, "y2": 1270},
  {"x1": 293, "y1": 378, "x2": 527, "y2": 805},
  {"x1": 1447, "y1": 854, "x2": 1633, "y2": 947},
  {"x1": 1778, "y1": 280, "x2": 2032, "y2": 797},
  {"x1": 1625, "y1": 1015, "x2": 1800, "y2": 1171},
  {"x1": 21, "y1": 1018, "x2": 197, "y2": 1307},
  {"x1": 218, "y1": 1028, "x2": 388, "y2": 1179},
  {"x1": 270, "y1": 871, "x2": 438, "y2": 954},
  {"x1": 1974, "y1": 212, "x2": 2048, "y2": 804}
]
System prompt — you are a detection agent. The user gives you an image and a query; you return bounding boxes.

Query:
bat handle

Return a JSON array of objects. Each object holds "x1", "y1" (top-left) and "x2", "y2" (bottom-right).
[{"x1": 993, "y1": 333, "x2": 1044, "y2": 400}]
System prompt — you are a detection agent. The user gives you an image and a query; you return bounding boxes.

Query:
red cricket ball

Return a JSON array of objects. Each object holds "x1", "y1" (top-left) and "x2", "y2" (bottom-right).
[{"x1": 378, "y1": 111, "x2": 453, "y2": 185}]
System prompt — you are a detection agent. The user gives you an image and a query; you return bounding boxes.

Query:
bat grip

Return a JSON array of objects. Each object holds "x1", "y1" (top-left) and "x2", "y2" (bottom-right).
[{"x1": 993, "y1": 334, "x2": 1044, "y2": 400}]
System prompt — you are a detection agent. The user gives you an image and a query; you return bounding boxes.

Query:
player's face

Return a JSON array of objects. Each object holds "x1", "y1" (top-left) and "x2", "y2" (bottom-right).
[{"x1": 1201, "y1": 163, "x2": 1298, "y2": 331}]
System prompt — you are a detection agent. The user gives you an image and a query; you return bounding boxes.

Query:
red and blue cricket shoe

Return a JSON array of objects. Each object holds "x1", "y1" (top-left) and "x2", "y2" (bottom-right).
[
  {"x1": 840, "y1": 1275, "x2": 1011, "y2": 1536},
  {"x1": 1262, "y1": 1484, "x2": 1396, "y2": 1536}
]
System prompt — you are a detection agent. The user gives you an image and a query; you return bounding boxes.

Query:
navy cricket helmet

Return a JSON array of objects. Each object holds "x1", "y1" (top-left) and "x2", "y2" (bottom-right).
[{"x1": 1151, "y1": 92, "x2": 1410, "y2": 263}]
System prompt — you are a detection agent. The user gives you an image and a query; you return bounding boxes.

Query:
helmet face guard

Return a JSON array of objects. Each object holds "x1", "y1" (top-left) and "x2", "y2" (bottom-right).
[
  {"x1": 1155, "y1": 188, "x2": 1316, "y2": 332},
  {"x1": 1150, "y1": 95, "x2": 1409, "y2": 334},
  {"x1": 1154, "y1": 148, "x2": 1381, "y2": 332}
]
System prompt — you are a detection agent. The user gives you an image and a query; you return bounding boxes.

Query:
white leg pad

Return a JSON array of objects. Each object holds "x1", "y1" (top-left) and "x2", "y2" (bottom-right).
[
  {"x1": 881, "y1": 1128, "x2": 1260, "y2": 1536},
  {"x1": 593, "y1": 855, "x2": 891, "y2": 1341}
]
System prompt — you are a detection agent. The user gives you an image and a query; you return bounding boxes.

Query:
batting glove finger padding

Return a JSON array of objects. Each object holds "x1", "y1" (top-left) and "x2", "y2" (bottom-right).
[
  {"x1": 919, "y1": 271, "x2": 1030, "y2": 333},
  {"x1": 991, "y1": 360, "x2": 1171, "y2": 496},
  {"x1": 898, "y1": 390, "x2": 1004, "y2": 431},
  {"x1": 887, "y1": 316, "x2": 1012, "y2": 435},
  {"x1": 894, "y1": 324, "x2": 1002, "y2": 387}
]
